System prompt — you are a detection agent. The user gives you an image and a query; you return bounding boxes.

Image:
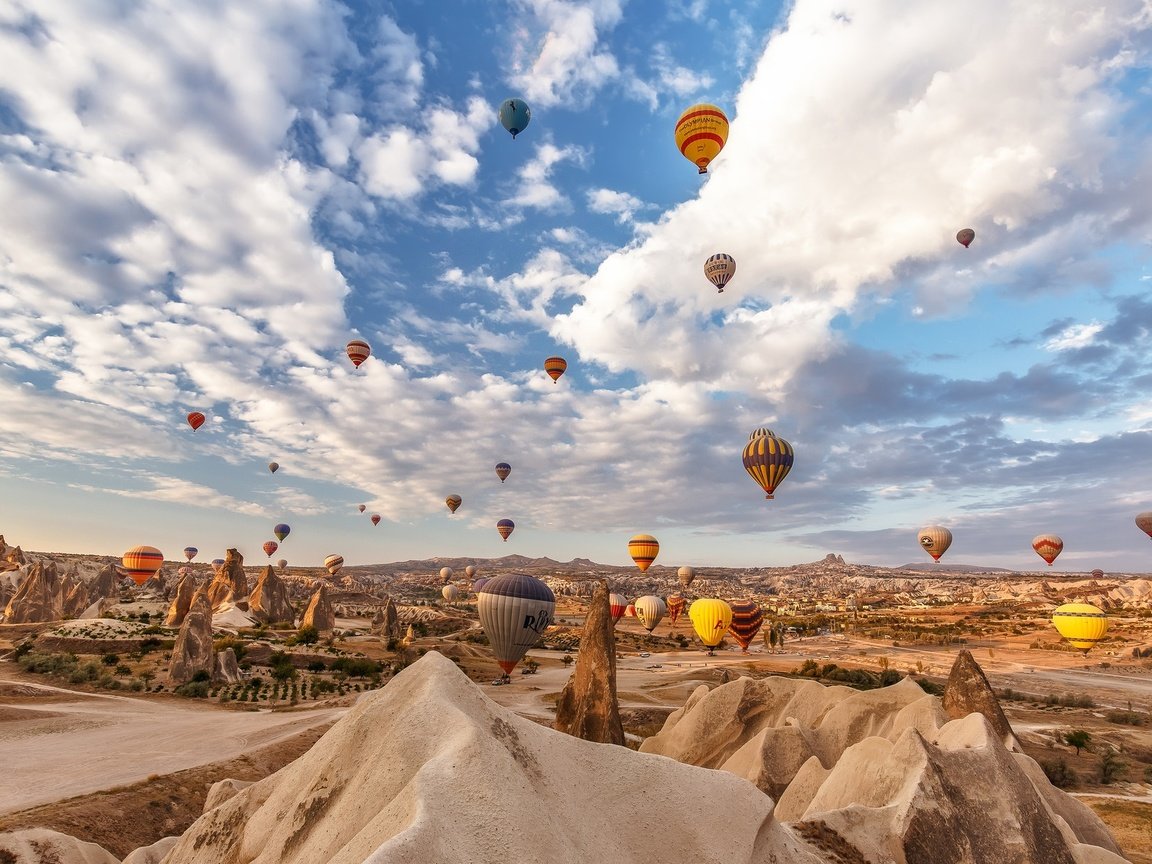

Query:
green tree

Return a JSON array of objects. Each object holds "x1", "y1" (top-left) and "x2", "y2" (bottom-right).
[
  {"x1": 1063, "y1": 730, "x2": 1092, "y2": 755},
  {"x1": 1100, "y1": 749, "x2": 1124, "y2": 784},
  {"x1": 293, "y1": 625, "x2": 319, "y2": 646}
]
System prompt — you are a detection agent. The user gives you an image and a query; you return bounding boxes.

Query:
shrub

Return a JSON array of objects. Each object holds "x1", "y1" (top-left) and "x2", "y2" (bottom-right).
[
  {"x1": 1041, "y1": 759, "x2": 1077, "y2": 788},
  {"x1": 175, "y1": 680, "x2": 211, "y2": 698},
  {"x1": 291, "y1": 625, "x2": 319, "y2": 646},
  {"x1": 1100, "y1": 750, "x2": 1125, "y2": 784},
  {"x1": 191, "y1": 669, "x2": 211, "y2": 683},
  {"x1": 1105, "y1": 711, "x2": 1149, "y2": 727},
  {"x1": 102, "y1": 653, "x2": 120, "y2": 666},
  {"x1": 1064, "y1": 730, "x2": 1092, "y2": 755},
  {"x1": 307, "y1": 659, "x2": 327, "y2": 673}
]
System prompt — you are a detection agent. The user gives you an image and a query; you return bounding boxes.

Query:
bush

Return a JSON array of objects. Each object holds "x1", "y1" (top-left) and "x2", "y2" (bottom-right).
[
  {"x1": 1105, "y1": 711, "x2": 1149, "y2": 727},
  {"x1": 191, "y1": 669, "x2": 211, "y2": 683},
  {"x1": 307, "y1": 659, "x2": 327, "y2": 673},
  {"x1": 1064, "y1": 730, "x2": 1092, "y2": 755},
  {"x1": 1041, "y1": 759, "x2": 1077, "y2": 788},
  {"x1": 175, "y1": 680, "x2": 211, "y2": 698},
  {"x1": 330, "y1": 657, "x2": 384, "y2": 678},
  {"x1": 291, "y1": 625, "x2": 319, "y2": 646},
  {"x1": 102, "y1": 653, "x2": 120, "y2": 666},
  {"x1": 1100, "y1": 750, "x2": 1125, "y2": 784},
  {"x1": 12, "y1": 640, "x2": 34, "y2": 660},
  {"x1": 115, "y1": 664, "x2": 133, "y2": 676}
]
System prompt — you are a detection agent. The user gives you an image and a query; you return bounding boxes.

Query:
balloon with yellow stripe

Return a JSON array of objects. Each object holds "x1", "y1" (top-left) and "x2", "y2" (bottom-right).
[
  {"x1": 628, "y1": 534, "x2": 659, "y2": 571},
  {"x1": 742, "y1": 428, "x2": 794, "y2": 500},
  {"x1": 689, "y1": 598, "x2": 733, "y2": 653},
  {"x1": 1051, "y1": 603, "x2": 1107, "y2": 653},
  {"x1": 675, "y1": 103, "x2": 729, "y2": 174}
]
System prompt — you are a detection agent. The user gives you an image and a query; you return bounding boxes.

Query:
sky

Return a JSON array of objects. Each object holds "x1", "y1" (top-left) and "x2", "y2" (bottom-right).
[{"x1": 1, "y1": 0, "x2": 1152, "y2": 573}]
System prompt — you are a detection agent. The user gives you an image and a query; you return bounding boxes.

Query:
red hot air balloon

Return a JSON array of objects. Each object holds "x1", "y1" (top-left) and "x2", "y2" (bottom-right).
[
  {"x1": 666, "y1": 594, "x2": 686, "y2": 628},
  {"x1": 728, "y1": 599, "x2": 764, "y2": 653},
  {"x1": 956, "y1": 228, "x2": 975, "y2": 248},
  {"x1": 544, "y1": 356, "x2": 567, "y2": 382},
  {"x1": 187, "y1": 412, "x2": 206, "y2": 430},
  {"x1": 1032, "y1": 534, "x2": 1063, "y2": 566},
  {"x1": 497, "y1": 519, "x2": 515, "y2": 541},
  {"x1": 609, "y1": 593, "x2": 628, "y2": 626},
  {"x1": 358, "y1": 504, "x2": 367, "y2": 513},
  {"x1": 371, "y1": 514, "x2": 381, "y2": 526},
  {"x1": 346, "y1": 339, "x2": 371, "y2": 368},
  {"x1": 263, "y1": 540, "x2": 278, "y2": 558}
]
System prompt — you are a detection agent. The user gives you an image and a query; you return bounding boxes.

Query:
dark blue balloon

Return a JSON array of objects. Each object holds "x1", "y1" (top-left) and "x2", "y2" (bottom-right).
[{"x1": 499, "y1": 98, "x2": 531, "y2": 139}]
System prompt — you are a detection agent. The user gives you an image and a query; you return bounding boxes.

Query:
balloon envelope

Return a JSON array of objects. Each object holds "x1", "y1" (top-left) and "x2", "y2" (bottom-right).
[
  {"x1": 472, "y1": 577, "x2": 490, "y2": 592},
  {"x1": 544, "y1": 356, "x2": 567, "y2": 382},
  {"x1": 956, "y1": 228, "x2": 975, "y2": 247},
  {"x1": 358, "y1": 504, "x2": 366, "y2": 513},
  {"x1": 917, "y1": 525, "x2": 953, "y2": 562},
  {"x1": 1135, "y1": 512, "x2": 1152, "y2": 540},
  {"x1": 497, "y1": 519, "x2": 515, "y2": 541},
  {"x1": 446, "y1": 494, "x2": 462, "y2": 514},
  {"x1": 728, "y1": 600, "x2": 764, "y2": 652},
  {"x1": 666, "y1": 594, "x2": 686, "y2": 625},
  {"x1": 677, "y1": 566, "x2": 696, "y2": 590},
  {"x1": 122, "y1": 545, "x2": 164, "y2": 586},
  {"x1": 1032, "y1": 534, "x2": 1064, "y2": 566},
  {"x1": 273, "y1": 523, "x2": 290, "y2": 542},
  {"x1": 689, "y1": 598, "x2": 733, "y2": 648},
  {"x1": 210, "y1": 558, "x2": 225, "y2": 575},
  {"x1": 498, "y1": 98, "x2": 531, "y2": 139},
  {"x1": 633, "y1": 595, "x2": 667, "y2": 633},
  {"x1": 276, "y1": 558, "x2": 287, "y2": 572},
  {"x1": 477, "y1": 573, "x2": 555, "y2": 674},
  {"x1": 464, "y1": 565, "x2": 476, "y2": 578},
  {"x1": 495, "y1": 462, "x2": 511, "y2": 483},
  {"x1": 1051, "y1": 603, "x2": 1107, "y2": 652},
  {"x1": 742, "y1": 428, "x2": 794, "y2": 499},
  {"x1": 324, "y1": 554, "x2": 344, "y2": 576},
  {"x1": 704, "y1": 253, "x2": 736, "y2": 293},
  {"x1": 609, "y1": 593, "x2": 628, "y2": 625},
  {"x1": 628, "y1": 534, "x2": 659, "y2": 571},
  {"x1": 371, "y1": 514, "x2": 381, "y2": 526},
  {"x1": 346, "y1": 339, "x2": 371, "y2": 368},
  {"x1": 442, "y1": 584, "x2": 460, "y2": 602},
  {"x1": 187, "y1": 412, "x2": 205, "y2": 431},
  {"x1": 183, "y1": 546, "x2": 197, "y2": 561},
  {"x1": 268, "y1": 462, "x2": 279, "y2": 474},
  {"x1": 674, "y1": 103, "x2": 729, "y2": 174},
  {"x1": 263, "y1": 540, "x2": 278, "y2": 558},
  {"x1": 440, "y1": 567, "x2": 454, "y2": 583}
]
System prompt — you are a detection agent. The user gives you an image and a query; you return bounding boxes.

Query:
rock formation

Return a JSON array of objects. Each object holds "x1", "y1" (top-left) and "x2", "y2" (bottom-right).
[
  {"x1": 942, "y1": 648, "x2": 1016, "y2": 746},
  {"x1": 167, "y1": 591, "x2": 215, "y2": 685},
  {"x1": 203, "y1": 778, "x2": 255, "y2": 813},
  {"x1": 214, "y1": 647, "x2": 243, "y2": 684},
  {"x1": 249, "y1": 564, "x2": 295, "y2": 625},
  {"x1": 0, "y1": 828, "x2": 118, "y2": 863},
  {"x1": 121, "y1": 836, "x2": 180, "y2": 864},
  {"x1": 165, "y1": 572, "x2": 199, "y2": 627},
  {"x1": 553, "y1": 579, "x2": 624, "y2": 745},
  {"x1": 301, "y1": 583, "x2": 335, "y2": 633},
  {"x1": 371, "y1": 596, "x2": 400, "y2": 640},
  {"x1": 4, "y1": 543, "x2": 26, "y2": 568},
  {"x1": 205, "y1": 548, "x2": 248, "y2": 610},
  {"x1": 2, "y1": 560, "x2": 63, "y2": 623}
]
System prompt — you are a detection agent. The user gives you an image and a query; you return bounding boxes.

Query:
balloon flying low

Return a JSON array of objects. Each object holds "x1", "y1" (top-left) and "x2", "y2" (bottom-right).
[
  {"x1": 498, "y1": 98, "x2": 531, "y2": 139},
  {"x1": 477, "y1": 573, "x2": 555, "y2": 675},
  {"x1": 1032, "y1": 534, "x2": 1063, "y2": 566},
  {"x1": 276, "y1": 558, "x2": 288, "y2": 572},
  {"x1": 628, "y1": 534, "x2": 659, "y2": 571},
  {"x1": 324, "y1": 554, "x2": 344, "y2": 576},
  {"x1": 346, "y1": 339, "x2": 371, "y2": 368},
  {"x1": 674, "y1": 103, "x2": 729, "y2": 174},
  {"x1": 704, "y1": 253, "x2": 736, "y2": 293},
  {"x1": 446, "y1": 494, "x2": 462, "y2": 514},
  {"x1": 210, "y1": 558, "x2": 225, "y2": 575},
  {"x1": 371, "y1": 514, "x2": 381, "y2": 526},
  {"x1": 464, "y1": 565, "x2": 476, "y2": 579},
  {"x1": 495, "y1": 462, "x2": 511, "y2": 483},
  {"x1": 263, "y1": 540, "x2": 278, "y2": 558},
  {"x1": 187, "y1": 412, "x2": 205, "y2": 431},
  {"x1": 497, "y1": 519, "x2": 515, "y2": 541},
  {"x1": 440, "y1": 567, "x2": 454, "y2": 584},
  {"x1": 1051, "y1": 603, "x2": 1107, "y2": 652},
  {"x1": 956, "y1": 228, "x2": 976, "y2": 248},
  {"x1": 273, "y1": 523, "x2": 290, "y2": 542},
  {"x1": 689, "y1": 598, "x2": 733, "y2": 650},
  {"x1": 183, "y1": 546, "x2": 197, "y2": 561},
  {"x1": 742, "y1": 428, "x2": 794, "y2": 499},
  {"x1": 442, "y1": 584, "x2": 460, "y2": 602},
  {"x1": 918, "y1": 525, "x2": 953, "y2": 562},
  {"x1": 544, "y1": 356, "x2": 567, "y2": 382},
  {"x1": 633, "y1": 595, "x2": 667, "y2": 633},
  {"x1": 728, "y1": 600, "x2": 764, "y2": 653},
  {"x1": 677, "y1": 565, "x2": 696, "y2": 590},
  {"x1": 666, "y1": 594, "x2": 686, "y2": 626},
  {"x1": 122, "y1": 545, "x2": 164, "y2": 586},
  {"x1": 609, "y1": 593, "x2": 628, "y2": 626}
]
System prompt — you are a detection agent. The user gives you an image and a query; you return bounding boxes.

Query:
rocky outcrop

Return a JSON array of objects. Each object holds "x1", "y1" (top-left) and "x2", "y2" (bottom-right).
[
  {"x1": 4, "y1": 543, "x2": 26, "y2": 568},
  {"x1": 554, "y1": 580, "x2": 624, "y2": 745},
  {"x1": 167, "y1": 591, "x2": 215, "y2": 685},
  {"x1": 942, "y1": 649, "x2": 1017, "y2": 747},
  {"x1": 0, "y1": 828, "x2": 118, "y2": 863},
  {"x1": 203, "y1": 779, "x2": 254, "y2": 813},
  {"x1": 301, "y1": 583, "x2": 335, "y2": 633},
  {"x1": 205, "y1": 548, "x2": 248, "y2": 610},
  {"x1": 3, "y1": 560, "x2": 63, "y2": 623},
  {"x1": 250, "y1": 565, "x2": 295, "y2": 625},
  {"x1": 121, "y1": 836, "x2": 180, "y2": 864},
  {"x1": 165, "y1": 573, "x2": 198, "y2": 627},
  {"x1": 214, "y1": 647, "x2": 243, "y2": 684}
]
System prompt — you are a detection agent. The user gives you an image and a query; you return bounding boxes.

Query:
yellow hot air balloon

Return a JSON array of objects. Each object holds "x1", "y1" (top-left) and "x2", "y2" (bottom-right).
[
  {"x1": 742, "y1": 428, "x2": 794, "y2": 499},
  {"x1": 674, "y1": 104, "x2": 729, "y2": 174},
  {"x1": 917, "y1": 525, "x2": 953, "y2": 562},
  {"x1": 122, "y1": 545, "x2": 164, "y2": 586},
  {"x1": 1051, "y1": 603, "x2": 1108, "y2": 652},
  {"x1": 689, "y1": 598, "x2": 732, "y2": 654},
  {"x1": 628, "y1": 534, "x2": 659, "y2": 571}
]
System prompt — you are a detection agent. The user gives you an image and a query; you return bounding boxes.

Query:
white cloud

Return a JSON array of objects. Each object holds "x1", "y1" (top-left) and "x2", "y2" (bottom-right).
[
  {"x1": 586, "y1": 187, "x2": 647, "y2": 222},
  {"x1": 505, "y1": 141, "x2": 588, "y2": 210},
  {"x1": 1045, "y1": 322, "x2": 1104, "y2": 351}
]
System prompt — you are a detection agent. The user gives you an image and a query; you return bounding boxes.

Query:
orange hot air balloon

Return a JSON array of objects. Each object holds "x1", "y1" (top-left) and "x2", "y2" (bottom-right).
[
  {"x1": 371, "y1": 514, "x2": 381, "y2": 526},
  {"x1": 446, "y1": 494, "x2": 462, "y2": 514},
  {"x1": 956, "y1": 228, "x2": 975, "y2": 248},
  {"x1": 262, "y1": 540, "x2": 278, "y2": 558},
  {"x1": 544, "y1": 356, "x2": 567, "y2": 382},
  {"x1": 674, "y1": 103, "x2": 729, "y2": 174},
  {"x1": 497, "y1": 518, "x2": 515, "y2": 541},
  {"x1": 666, "y1": 594, "x2": 686, "y2": 628},
  {"x1": 122, "y1": 545, "x2": 164, "y2": 586},
  {"x1": 628, "y1": 534, "x2": 659, "y2": 572},
  {"x1": 187, "y1": 412, "x2": 206, "y2": 430},
  {"x1": 346, "y1": 339, "x2": 371, "y2": 368},
  {"x1": 1032, "y1": 534, "x2": 1063, "y2": 566}
]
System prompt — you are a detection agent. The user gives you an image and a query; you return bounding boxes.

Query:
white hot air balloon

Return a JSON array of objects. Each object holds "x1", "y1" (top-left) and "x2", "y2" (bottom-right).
[{"x1": 477, "y1": 574, "x2": 555, "y2": 680}]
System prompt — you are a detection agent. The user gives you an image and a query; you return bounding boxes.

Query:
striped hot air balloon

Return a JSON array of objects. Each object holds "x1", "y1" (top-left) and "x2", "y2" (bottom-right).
[
  {"x1": 182, "y1": 546, "x2": 197, "y2": 561},
  {"x1": 544, "y1": 356, "x2": 567, "y2": 382},
  {"x1": 628, "y1": 534, "x2": 659, "y2": 571},
  {"x1": 122, "y1": 545, "x2": 164, "y2": 586},
  {"x1": 634, "y1": 595, "x2": 667, "y2": 633},
  {"x1": 674, "y1": 103, "x2": 729, "y2": 174},
  {"x1": 1051, "y1": 603, "x2": 1107, "y2": 652},
  {"x1": 497, "y1": 519, "x2": 515, "y2": 541},
  {"x1": 666, "y1": 594, "x2": 687, "y2": 628},
  {"x1": 728, "y1": 599, "x2": 764, "y2": 653},
  {"x1": 440, "y1": 567, "x2": 454, "y2": 584},
  {"x1": 1032, "y1": 534, "x2": 1064, "y2": 566},
  {"x1": 477, "y1": 573, "x2": 555, "y2": 676},
  {"x1": 446, "y1": 494, "x2": 462, "y2": 514},
  {"x1": 210, "y1": 558, "x2": 225, "y2": 575},
  {"x1": 187, "y1": 412, "x2": 206, "y2": 430},
  {"x1": 472, "y1": 577, "x2": 490, "y2": 592},
  {"x1": 495, "y1": 462, "x2": 511, "y2": 483},
  {"x1": 609, "y1": 593, "x2": 628, "y2": 626},
  {"x1": 689, "y1": 598, "x2": 733, "y2": 654},
  {"x1": 742, "y1": 428, "x2": 794, "y2": 500},
  {"x1": 276, "y1": 558, "x2": 288, "y2": 573},
  {"x1": 262, "y1": 540, "x2": 278, "y2": 558},
  {"x1": 324, "y1": 554, "x2": 344, "y2": 576},
  {"x1": 346, "y1": 339, "x2": 371, "y2": 368},
  {"x1": 625, "y1": 603, "x2": 636, "y2": 618},
  {"x1": 704, "y1": 253, "x2": 736, "y2": 293},
  {"x1": 918, "y1": 525, "x2": 953, "y2": 562}
]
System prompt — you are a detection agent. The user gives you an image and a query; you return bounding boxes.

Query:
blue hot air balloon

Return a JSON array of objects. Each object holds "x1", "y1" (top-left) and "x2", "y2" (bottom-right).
[
  {"x1": 274, "y1": 523, "x2": 291, "y2": 542},
  {"x1": 498, "y1": 98, "x2": 531, "y2": 139}
]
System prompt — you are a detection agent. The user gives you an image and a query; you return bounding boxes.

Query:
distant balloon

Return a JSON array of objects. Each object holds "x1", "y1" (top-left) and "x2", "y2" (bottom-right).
[
  {"x1": 1090, "y1": 568, "x2": 1105, "y2": 579},
  {"x1": 472, "y1": 577, "x2": 490, "y2": 592},
  {"x1": 371, "y1": 514, "x2": 381, "y2": 526},
  {"x1": 122, "y1": 545, "x2": 164, "y2": 586},
  {"x1": 276, "y1": 558, "x2": 288, "y2": 572},
  {"x1": 442, "y1": 584, "x2": 460, "y2": 603},
  {"x1": 633, "y1": 595, "x2": 667, "y2": 633},
  {"x1": 497, "y1": 519, "x2": 515, "y2": 541},
  {"x1": 358, "y1": 504, "x2": 367, "y2": 513},
  {"x1": 1051, "y1": 603, "x2": 1107, "y2": 652},
  {"x1": 273, "y1": 523, "x2": 290, "y2": 542},
  {"x1": 495, "y1": 462, "x2": 511, "y2": 483},
  {"x1": 346, "y1": 339, "x2": 371, "y2": 368},
  {"x1": 177, "y1": 566, "x2": 191, "y2": 578},
  {"x1": 628, "y1": 534, "x2": 659, "y2": 572},
  {"x1": 956, "y1": 228, "x2": 976, "y2": 248},
  {"x1": 1032, "y1": 534, "x2": 1064, "y2": 566},
  {"x1": 263, "y1": 540, "x2": 278, "y2": 558},
  {"x1": 728, "y1": 600, "x2": 764, "y2": 653},
  {"x1": 464, "y1": 565, "x2": 476, "y2": 578},
  {"x1": 268, "y1": 462, "x2": 279, "y2": 474},
  {"x1": 666, "y1": 594, "x2": 686, "y2": 626},
  {"x1": 210, "y1": 558, "x2": 225, "y2": 575},
  {"x1": 742, "y1": 428, "x2": 794, "y2": 500},
  {"x1": 689, "y1": 598, "x2": 733, "y2": 651},
  {"x1": 440, "y1": 567, "x2": 454, "y2": 584},
  {"x1": 498, "y1": 98, "x2": 531, "y2": 139},
  {"x1": 324, "y1": 554, "x2": 344, "y2": 576},
  {"x1": 704, "y1": 253, "x2": 736, "y2": 293},
  {"x1": 675, "y1": 103, "x2": 729, "y2": 174},
  {"x1": 446, "y1": 494, "x2": 462, "y2": 514},
  {"x1": 187, "y1": 412, "x2": 206, "y2": 431},
  {"x1": 183, "y1": 546, "x2": 197, "y2": 561},
  {"x1": 677, "y1": 565, "x2": 696, "y2": 590},
  {"x1": 544, "y1": 356, "x2": 567, "y2": 382},
  {"x1": 917, "y1": 525, "x2": 953, "y2": 562},
  {"x1": 609, "y1": 593, "x2": 628, "y2": 626},
  {"x1": 1135, "y1": 511, "x2": 1152, "y2": 540},
  {"x1": 477, "y1": 573, "x2": 555, "y2": 675}
]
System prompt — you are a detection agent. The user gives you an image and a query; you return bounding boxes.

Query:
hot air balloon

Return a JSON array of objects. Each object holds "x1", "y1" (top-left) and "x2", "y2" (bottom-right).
[
  {"x1": 728, "y1": 599, "x2": 764, "y2": 653},
  {"x1": 346, "y1": 339, "x2": 371, "y2": 368},
  {"x1": 609, "y1": 593, "x2": 628, "y2": 625},
  {"x1": 210, "y1": 558, "x2": 225, "y2": 575},
  {"x1": 625, "y1": 603, "x2": 636, "y2": 618},
  {"x1": 263, "y1": 540, "x2": 278, "y2": 558},
  {"x1": 666, "y1": 594, "x2": 686, "y2": 627},
  {"x1": 704, "y1": 253, "x2": 736, "y2": 293},
  {"x1": 1090, "y1": 569, "x2": 1105, "y2": 579},
  {"x1": 1051, "y1": 603, "x2": 1108, "y2": 652},
  {"x1": 742, "y1": 428, "x2": 794, "y2": 500},
  {"x1": 633, "y1": 595, "x2": 667, "y2": 633},
  {"x1": 495, "y1": 462, "x2": 511, "y2": 483},
  {"x1": 472, "y1": 577, "x2": 490, "y2": 592},
  {"x1": 358, "y1": 504, "x2": 367, "y2": 513},
  {"x1": 1032, "y1": 534, "x2": 1063, "y2": 566},
  {"x1": 674, "y1": 103, "x2": 729, "y2": 174},
  {"x1": 498, "y1": 98, "x2": 531, "y2": 139},
  {"x1": 122, "y1": 545, "x2": 164, "y2": 586},
  {"x1": 273, "y1": 523, "x2": 290, "y2": 542},
  {"x1": 677, "y1": 566, "x2": 696, "y2": 590},
  {"x1": 956, "y1": 228, "x2": 975, "y2": 248},
  {"x1": 477, "y1": 573, "x2": 555, "y2": 678},
  {"x1": 544, "y1": 356, "x2": 567, "y2": 382},
  {"x1": 371, "y1": 514, "x2": 381, "y2": 526},
  {"x1": 442, "y1": 584, "x2": 460, "y2": 603},
  {"x1": 187, "y1": 412, "x2": 205, "y2": 431},
  {"x1": 177, "y1": 566, "x2": 191, "y2": 578},
  {"x1": 183, "y1": 546, "x2": 197, "y2": 561},
  {"x1": 446, "y1": 494, "x2": 462, "y2": 514},
  {"x1": 268, "y1": 462, "x2": 279, "y2": 474},
  {"x1": 440, "y1": 567, "x2": 454, "y2": 584},
  {"x1": 324, "y1": 554, "x2": 344, "y2": 576},
  {"x1": 628, "y1": 534, "x2": 659, "y2": 571},
  {"x1": 276, "y1": 558, "x2": 287, "y2": 572},
  {"x1": 464, "y1": 565, "x2": 476, "y2": 579},
  {"x1": 917, "y1": 525, "x2": 953, "y2": 562},
  {"x1": 497, "y1": 519, "x2": 515, "y2": 541},
  {"x1": 689, "y1": 598, "x2": 733, "y2": 654},
  {"x1": 1135, "y1": 512, "x2": 1152, "y2": 540}
]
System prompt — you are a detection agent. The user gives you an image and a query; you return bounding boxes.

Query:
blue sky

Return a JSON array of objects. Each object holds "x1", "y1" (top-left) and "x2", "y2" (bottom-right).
[{"x1": 1, "y1": 0, "x2": 1151, "y2": 573}]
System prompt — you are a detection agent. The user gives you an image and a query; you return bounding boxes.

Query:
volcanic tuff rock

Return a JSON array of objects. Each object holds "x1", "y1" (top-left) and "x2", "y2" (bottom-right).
[
  {"x1": 167, "y1": 591, "x2": 215, "y2": 685},
  {"x1": 942, "y1": 649, "x2": 1017, "y2": 747},
  {"x1": 121, "y1": 836, "x2": 180, "y2": 864},
  {"x1": 214, "y1": 647, "x2": 243, "y2": 684},
  {"x1": 0, "y1": 828, "x2": 118, "y2": 863},
  {"x1": 2, "y1": 560, "x2": 63, "y2": 623},
  {"x1": 301, "y1": 583, "x2": 335, "y2": 633},
  {"x1": 373, "y1": 596, "x2": 400, "y2": 639},
  {"x1": 554, "y1": 579, "x2": 625, "y2": 745},
  {"x1": 249, "y1": 564, "x2": 296, "y2": 625},
  {"x1": 203, "y1": 778, "x2": 254, "y2": 813},
  {"x1": 205, "y1": 548, "x2": 248, "y2": 610},
  {"x1": 165, "y1": 572, "x2": 199, "y2": 626},
  {"x1": 159, "y1": 652, "x2": 825, "y2": 864}
]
